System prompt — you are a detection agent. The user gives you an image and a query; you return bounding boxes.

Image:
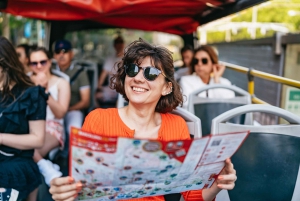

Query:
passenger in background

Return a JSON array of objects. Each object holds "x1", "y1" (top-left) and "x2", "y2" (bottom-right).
[
  {"x1": 174, "y1": 45, "x2": 194, "y2": 82},
  {"x1": 96, "y1": 35, "x2": 125, "y2": 108},
  {"x1": 16, "y1": 43, "x2": 32, "y2": 76},
  {"x1": 29, "y1": 47, "x2": 71, "y2": 186},
  {"x1": 0, "y1": 36, "x2": 47, "y2": 201},
  {"x1": 53, "y1": 39, "x2": 90, "y2": 134},
  {"x1": 180, "y1": 46, "x2": 235, "y2": 109}
]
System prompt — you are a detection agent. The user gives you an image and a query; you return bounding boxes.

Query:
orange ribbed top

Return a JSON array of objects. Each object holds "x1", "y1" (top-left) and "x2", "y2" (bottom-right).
[{"x1": 82, "y1": 108, "x2": 204, "y2": 201}]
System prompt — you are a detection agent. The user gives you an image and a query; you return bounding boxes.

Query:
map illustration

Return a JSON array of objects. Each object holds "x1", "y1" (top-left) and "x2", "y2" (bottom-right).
[{"x1": 70, "y1": 128, "x2": 248, "y2": 201}]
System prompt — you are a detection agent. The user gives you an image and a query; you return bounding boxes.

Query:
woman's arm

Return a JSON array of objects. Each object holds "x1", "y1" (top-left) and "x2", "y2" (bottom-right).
[
  {"x1": 0, "y1": 120, "x2": 46, "y2": 149},
  {"x1": 48, "y1": 78, "x2": 71, "y2": 119}
]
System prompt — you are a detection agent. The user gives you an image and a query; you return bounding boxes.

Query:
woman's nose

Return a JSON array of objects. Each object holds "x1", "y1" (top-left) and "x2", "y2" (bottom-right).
[{"x1": 133, "y1": 68, "x2": 145, "y2": 82}]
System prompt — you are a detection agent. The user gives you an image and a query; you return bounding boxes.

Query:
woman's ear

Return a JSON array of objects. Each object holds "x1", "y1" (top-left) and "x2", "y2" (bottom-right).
[{"x1": 162, "y1": 82, "x2": 173, "y2": 96}]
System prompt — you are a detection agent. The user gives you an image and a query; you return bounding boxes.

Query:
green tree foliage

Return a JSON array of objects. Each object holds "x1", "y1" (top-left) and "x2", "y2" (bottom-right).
[{"x1": 206, "y1": 0, "x2": 300, "y2": 43}]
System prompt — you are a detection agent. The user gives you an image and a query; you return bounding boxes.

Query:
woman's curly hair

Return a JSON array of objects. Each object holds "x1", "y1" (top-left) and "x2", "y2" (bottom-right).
[{"x1": 110, "y1": 38, "x2": 183, "y2": 113}]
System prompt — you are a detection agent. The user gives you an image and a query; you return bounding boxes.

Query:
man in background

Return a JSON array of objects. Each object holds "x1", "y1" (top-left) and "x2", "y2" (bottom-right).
[
  {"x1": 53, "y1": 39, "x2": 90, "y2": 134},
  {"x1": 174, "y1": 45, "x2": 194, "y2": 82}
]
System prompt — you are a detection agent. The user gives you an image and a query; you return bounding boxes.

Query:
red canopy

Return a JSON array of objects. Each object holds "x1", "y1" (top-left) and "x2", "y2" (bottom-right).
[{"x1": 4, "y1": 0, "x2": 228, "y2": 35}]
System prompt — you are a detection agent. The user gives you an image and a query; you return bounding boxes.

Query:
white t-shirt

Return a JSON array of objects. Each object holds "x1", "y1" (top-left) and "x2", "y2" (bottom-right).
[{"x1": 180, "y1": 73, "x2": 235, "y2": 108}]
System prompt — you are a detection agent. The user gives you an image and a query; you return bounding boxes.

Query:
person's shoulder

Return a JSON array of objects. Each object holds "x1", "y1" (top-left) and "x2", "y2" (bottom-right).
[
  {"x1": 56, "y1": 76, "x2": 69, "y2": 87},
  {"x1": 181, "y1": 74, "x2": 195, "y2": 79},
  {"x1": 86, "y1": 108, "x2": 117, "y2": 120},
  {"x1": 180, "y1": 74, "x2": 197, "y2": 82},
  {"x1": 219, "y1": 77, "x2": 232, "y2": 85},
  {"x1": 162, "y1": 112, "x2": 186, "y2": 126}
]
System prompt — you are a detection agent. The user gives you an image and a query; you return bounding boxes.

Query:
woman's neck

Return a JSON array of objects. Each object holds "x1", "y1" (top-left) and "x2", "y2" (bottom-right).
[
  {"x1": 199, "y1": 74, "x2": 210, "y2": 84},
  {"x1": 121, "y1": 104, "x2": 161, "y2": 139}
]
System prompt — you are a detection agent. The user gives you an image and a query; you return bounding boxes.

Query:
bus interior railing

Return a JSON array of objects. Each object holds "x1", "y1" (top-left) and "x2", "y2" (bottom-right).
[{"x1": 221, "y1": 61, "x2": 300, "y2": 105}]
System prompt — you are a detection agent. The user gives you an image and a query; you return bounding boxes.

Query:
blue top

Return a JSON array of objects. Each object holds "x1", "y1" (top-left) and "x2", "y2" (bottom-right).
[{"x1": 0, "y1": 85, "x2": 47, "y2": 199}]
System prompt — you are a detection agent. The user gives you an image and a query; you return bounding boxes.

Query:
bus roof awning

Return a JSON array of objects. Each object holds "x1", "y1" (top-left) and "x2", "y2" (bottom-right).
[{"x1": 2, "y1": 0, "x2": 266, "y2": 35}]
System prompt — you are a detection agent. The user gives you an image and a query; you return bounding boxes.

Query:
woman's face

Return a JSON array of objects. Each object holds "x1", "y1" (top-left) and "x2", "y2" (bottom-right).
[
  {"x1": 29, "y1": 51, "x2": 51, "y2": 74},
  {"x1": 124, "y1": 56, "x2": 170, "y2": 107},
  {"x1": 194, "y1": 50, "x2": 213, "y2": 79},
  {"x1": 182, "y1": 50, "x2": 193, "y2": 67}
]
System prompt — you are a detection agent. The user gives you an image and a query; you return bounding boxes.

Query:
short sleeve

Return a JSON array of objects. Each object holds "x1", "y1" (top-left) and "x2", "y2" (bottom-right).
[
  {"x1": 27, "y1": 86, "x2": 47, "y2": 121},
  {"x1": 78, "y1": 70, "x2": 91, "y2": 90}
]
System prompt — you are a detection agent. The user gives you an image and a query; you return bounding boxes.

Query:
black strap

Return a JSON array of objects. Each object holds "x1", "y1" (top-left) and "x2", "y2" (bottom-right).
[
  {"x1": 164, "y1": 193, "x2": 181, "y2": 201},
  {"x1": 70, "y1": 67, "x2": 84, "y2": 85}
]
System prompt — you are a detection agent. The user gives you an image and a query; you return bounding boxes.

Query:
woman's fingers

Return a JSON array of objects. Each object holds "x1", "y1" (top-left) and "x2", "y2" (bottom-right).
[
  {"x1": 50, "y1": 182, "x2": 80, "y2": 194},
  {"x1": 224, "y1": 158, "x2": 235, "y2": 174},
  {"x1": 217, "y1": 183, "x2": 235, "y2": 190},
  {"x1": 52, "y1": 189, "x2": 78, "y2": 201},
  {"x1": 216, "y1": 158, "x2": 237, "y2": 190},
  {"x1": 218, "y1": 174, "x2": 237, "y2": 183},
  {"x1": 50, "y1": 176, "x2": 74, "y2": 187},
  {"x1": 49, "y1": 177, "x2": 82, "y2": 201}
]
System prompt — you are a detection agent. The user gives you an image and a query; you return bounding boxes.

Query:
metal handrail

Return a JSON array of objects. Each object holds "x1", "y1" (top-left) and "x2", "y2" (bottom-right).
[{"x1": 220, "y1": 61, "x2": 300, "y2": 104}]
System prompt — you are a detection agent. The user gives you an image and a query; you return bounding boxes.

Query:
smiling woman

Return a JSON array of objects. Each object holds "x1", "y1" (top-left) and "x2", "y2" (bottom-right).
[{"x1": 49, "y1": 38, "x2": 237, "y2": 201}]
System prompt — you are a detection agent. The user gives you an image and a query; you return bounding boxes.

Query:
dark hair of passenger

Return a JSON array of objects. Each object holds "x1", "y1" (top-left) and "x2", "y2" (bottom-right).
[
  {"x1": 191, "y1": 45, "x2": 219, "y2": 74},
  {"x1": 0, "y1": 36, "x2": 34, "y2": 103},
  {"x1": 17, "y1": 44, "x2": 31, "y2": 59},
  {"x1": 29, "y1": 46, "x2": 52, "y2": 61},
  {"x1": 180, "y1": 45, "x2": 194, "y2": 55},
  {"x1": 111, "y1": 38, "x2": 183, "y2": 113}
]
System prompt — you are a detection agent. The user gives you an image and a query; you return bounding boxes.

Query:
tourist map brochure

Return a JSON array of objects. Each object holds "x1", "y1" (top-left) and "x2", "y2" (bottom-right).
[{"x1": 69, "y1": 127, "x2": 249, "y2": 201}]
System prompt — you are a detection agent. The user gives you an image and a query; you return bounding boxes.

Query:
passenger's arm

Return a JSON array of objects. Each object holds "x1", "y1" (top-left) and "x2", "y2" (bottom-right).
[
  {"x1": 47, "y1": 79, "x2": 71, "y2": 119},
  {"x1": 69, "y1": 87, "x2": 90, "y2": 111},
  {"x1": 97, "y1": 69, "x2": 108, "y2": 88},
  {"x1": 0, "y1": 120, "x2": 46, "y2": 149}
]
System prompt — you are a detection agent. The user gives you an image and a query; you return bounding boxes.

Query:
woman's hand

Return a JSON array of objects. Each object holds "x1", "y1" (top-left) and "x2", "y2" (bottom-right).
[
  {"x1": 212, "y1": 64, "x2": 225, "y2": 83},
  {"x1": 216, "y1": 158, "x2": 237, "y2": 190},
  {"x1": 49, "y1": 176, "x2": 82, "y2": 201},
  {"x1": 31, "y1": 72, "x2": 48, "y2": 88},
  {"x1": 202, "y1": 158, "x2": 237, "y2": 201}
]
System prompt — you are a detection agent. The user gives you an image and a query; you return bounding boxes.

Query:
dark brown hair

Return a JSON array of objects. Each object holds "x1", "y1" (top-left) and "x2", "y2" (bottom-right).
[
  {"x1": 29, "y1": 46, "x2": 52, "y2": 61},
  {"x1": 0, "y1": 36, "x2": 34, "y2": 103},
  {"x1": 111, "y1": 38, "x2": 183, "y2": 113},
  {"x1": 191, "y1": 45, "x2": 219, "y2": 74}
]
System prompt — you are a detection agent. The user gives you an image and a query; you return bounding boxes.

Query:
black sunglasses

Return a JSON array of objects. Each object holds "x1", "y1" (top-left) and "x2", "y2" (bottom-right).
[
  {"x1": 54, "y1": 49, "x2": 70, "y2": 54},
  {"x1": 193, "y1": 58, "x2": 209, "y2": 65},
  {"x1": 29, "y1": 60, "x2": 48, "y2": 67},
  {"x1": 124, "y1": 63, "x2": 167, "y2": 81}
]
